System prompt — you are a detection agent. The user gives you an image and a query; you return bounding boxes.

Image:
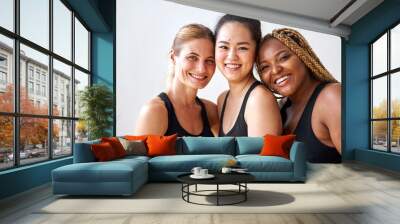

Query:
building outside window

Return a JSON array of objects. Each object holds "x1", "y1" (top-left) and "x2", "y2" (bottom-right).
[
  {"x1": 28, "y1": 81, "x2": 34, "y2": 94},
  {"x1": 0, "y1": 0, "x2": 91, "y2": 170}
]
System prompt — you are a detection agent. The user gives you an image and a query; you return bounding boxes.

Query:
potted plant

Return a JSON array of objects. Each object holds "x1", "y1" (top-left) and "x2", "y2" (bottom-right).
[{"x1": 79, "y1": 84, "x2": 113, "y2": 140}]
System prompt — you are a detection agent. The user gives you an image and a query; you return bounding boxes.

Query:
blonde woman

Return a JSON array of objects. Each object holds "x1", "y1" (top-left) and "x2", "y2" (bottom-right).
[
  {"x1": 257, "y1": 28, "x2": 341, "y2": 163},
  {"x1": 135, "y1": 24, "x2": 219, "y2": 136}
]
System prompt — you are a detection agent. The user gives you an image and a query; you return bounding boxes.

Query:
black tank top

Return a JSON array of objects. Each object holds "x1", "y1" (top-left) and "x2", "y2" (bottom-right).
[
  {"x1": 158, "y1": 92, "x2": 214, "y2": 137},
  {"x1": 281, "y1": 83, "x2": 342, "y2": 163},
  {"x1": 219, "y1": 81, "x2": 260, "y2": 137}
]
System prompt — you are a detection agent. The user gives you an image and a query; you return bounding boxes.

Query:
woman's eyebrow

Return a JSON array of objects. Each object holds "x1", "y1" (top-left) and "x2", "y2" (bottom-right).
[
  {"x1": 187, "y1": 52, "x2": 199, "y2": 56},
  {"x1": 237, "y1": 42, "x2": 250, "y2": 46},
  {"x1": 217, "y1": 40, "x2": 229, "y2": 44}
]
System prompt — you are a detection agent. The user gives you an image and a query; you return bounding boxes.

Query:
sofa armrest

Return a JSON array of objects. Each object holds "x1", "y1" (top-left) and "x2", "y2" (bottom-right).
[
  {"x1": 289, "y1": 141, "x2": 307, "y2": 181},
  {"x1": 73, "y1": 140, "x2": 100, "y2": 163}
]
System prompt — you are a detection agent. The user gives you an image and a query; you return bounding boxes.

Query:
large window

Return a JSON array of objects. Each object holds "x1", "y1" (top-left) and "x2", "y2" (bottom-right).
[
  {"x1": 370, "y1": 23, "x2": 400, "y2": 154},
  {"x1": 0, "y1": 0, "x2": 90, "y2": 171}
]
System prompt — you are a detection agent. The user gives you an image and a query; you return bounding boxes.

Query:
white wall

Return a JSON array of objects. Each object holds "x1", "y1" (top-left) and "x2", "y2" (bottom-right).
[{"x1": 116, "y1": 0, "x2": 341, "y2": 135}]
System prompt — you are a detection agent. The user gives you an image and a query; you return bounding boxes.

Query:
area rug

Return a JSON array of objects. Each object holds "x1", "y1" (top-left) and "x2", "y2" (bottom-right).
[{"x1": 37, "y1": 183, "x2": 361, "y2": 214}]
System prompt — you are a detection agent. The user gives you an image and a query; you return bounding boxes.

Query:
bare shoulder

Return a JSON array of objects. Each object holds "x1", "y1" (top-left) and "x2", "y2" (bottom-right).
[
  {"x1": 248, "y1": 85, "x2": 276, "y2": 104},
  {"x1": 140, "y1": 97, "x2": 166, "y2": 115},
  {"x1": 317, "y1": 83, "x2": 341, "y2": 106},
  {"x1": 200, "y1": 98, "x2": 217, "y2": 110},
  {"x1": 135, "y1": 96, "x2": 168, "y2": 135},
  {"x1": 217, "y1": 90, "x2": 229, "y2": 106}
]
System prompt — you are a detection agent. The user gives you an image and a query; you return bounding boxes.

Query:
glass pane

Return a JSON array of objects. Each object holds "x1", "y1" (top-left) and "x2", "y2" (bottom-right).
[
  {"x1": 20, "y1": 0, "x2": 49, "y2": 49},
  {"x1": 53, "y1": 119, "x2": 72, "y2": 157},
  {"x1": 0, "y1": 116, "x2": 14, "y2": 170},
  {"x1": 391, "y1": 72, "x2": 400, "y2": 118},
  {"x1": 74, "y1": 17, "x2": 89, "y2": 70},
  {"x1": 20, "y1": 117, "x2": 49, "y2": 165},
  {"x1": 0, "y1": 0, "x2": 14, "y2": 31},
  {"x1": 53, "y1": 0, "x2": 72, "y2": 60},
  {"x1": 391, "y1": 24, "x2": 400, "y2": 70},
  {"x1": 0, "y1": 34, "x2": 14, "y2": 112},
  {"x1": 53, "y1": 59, "x2": 72, "y2": 117},
  {"x1": 75, "y1": 120, "x2": 88, "y2": 143},
  {"x1": 391, "y1": 120, "x2": 400, "y2": 153},
  {"x1": 372, "y1": 33, "x2": 387, "y2": 76},
  {"x1": 372, "y1": 77, "x2": 387, "y2": 119},
  {"x1": 20, "y1": 44, "x2": 49, "y2": 115},
  {"x1": 372, "y1": 121, "x2": 388, "y2": 151},
  {"x1": 74, "y1": 69, "x2": 89, "y2": 118}
]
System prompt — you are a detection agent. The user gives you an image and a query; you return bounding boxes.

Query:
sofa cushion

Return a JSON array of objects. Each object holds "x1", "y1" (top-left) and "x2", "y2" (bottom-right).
[
  {"x1": 148, "y1": 154, "x2": 235, "y2": 172},
  {"x1": 101, "y1": 137, "x2": 127, "y2": 158},
  {"x1": 74, "y1": 140, "x2": 100, "y2": 163},
  {"x1": 260, "y1": 134, "x2": 296, "y2": 159},
  {"x1": 177, "y1": 137, "x2": 235, "y2": 155},
  {"x1": 147, "y1": 134, "x2": 177, "y2": 157},
  {"x1": 235, "y1": 137, "x2": 263, "y2": 155},
  {"x1": 52, "y1": 159, "x2": 147, "y2": 183},
  {"x1": 91, "y1": 142, "x2": 118, "y2": 161},
  {"x1": 236, "y1": 155, "x2": 293, "y2": 172},
  {"x1": 118, "y1": 138, "x2": 147, "y2": 156}
]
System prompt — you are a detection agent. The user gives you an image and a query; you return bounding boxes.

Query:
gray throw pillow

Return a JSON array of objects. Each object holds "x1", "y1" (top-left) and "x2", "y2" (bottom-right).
[{"x1": 118, "y1": 138, "x2": 147, "y2": 156}]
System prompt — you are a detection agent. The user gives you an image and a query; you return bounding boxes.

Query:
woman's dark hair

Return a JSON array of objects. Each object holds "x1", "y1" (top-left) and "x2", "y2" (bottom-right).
[{"x1": 215, "y1": 14, "x2": 261, "y2": 51}]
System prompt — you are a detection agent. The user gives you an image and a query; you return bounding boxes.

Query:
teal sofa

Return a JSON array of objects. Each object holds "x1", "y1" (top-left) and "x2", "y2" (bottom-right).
[{"x1": 52, "y1": 137, "x2": 306, "y2": 196}]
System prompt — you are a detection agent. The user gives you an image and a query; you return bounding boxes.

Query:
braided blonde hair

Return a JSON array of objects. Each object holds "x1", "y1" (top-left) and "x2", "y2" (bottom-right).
[{"x1": 258, "y1": 28, "x2": 337, "y2": 83}]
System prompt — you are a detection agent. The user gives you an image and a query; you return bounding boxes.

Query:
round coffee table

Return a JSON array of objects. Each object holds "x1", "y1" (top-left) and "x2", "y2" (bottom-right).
[{"x1": 177, "y1": 172, "x2": 255, "y2": 206}]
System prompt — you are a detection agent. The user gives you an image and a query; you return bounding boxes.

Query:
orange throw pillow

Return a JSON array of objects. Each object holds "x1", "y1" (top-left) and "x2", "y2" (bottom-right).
[
  {"x1": 146, "y1": 134, "x2": 177, "y2": 157},
  {"x1": 101, "y1": 137, "x2": 127, "y2": 158},
  {"x1": 259, "y1": 134, "x2": 296, "y2": 159},
  {"x1": 124, "y1": 135, "x2": 148, "y2": 141},
  {"x1": 91, "y1": 142, "x2": 117, "y2": 161}
]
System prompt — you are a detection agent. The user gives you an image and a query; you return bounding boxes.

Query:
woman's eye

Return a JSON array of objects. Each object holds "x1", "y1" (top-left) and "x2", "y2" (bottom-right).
[
  {"x1": 206, "y1": 59, "x2": 215, "y2": 65},
  {"x1": 218, "y1": 45, "x2": 228, "y2": 50},
  {"x1": 279, "y1": 54, "x2": 290, "y2": 62},
  {"x1": 260, "y1": 65, "x2": 269, "y2": 72},
  {"x1": 187, "y1": 56, "x2": 197, "y2": 61},
  {"x1": 238, "y1": 47, "x2": 249, "y2": 51}
]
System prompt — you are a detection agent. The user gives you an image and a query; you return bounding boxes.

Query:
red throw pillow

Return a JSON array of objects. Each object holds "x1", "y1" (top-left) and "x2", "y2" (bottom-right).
[
  {"x1": 146, "y1": 134, "x2": 177, "y2": 157},
  {"x1": 101, "y1": 137, "x2": 127, "y2": 158},
  {"x1": 91, "y1": 142, "x2": 117, "y2": 161},
  {"x1": 260, "y1": 134, "x2": 296, "y2": 159}
]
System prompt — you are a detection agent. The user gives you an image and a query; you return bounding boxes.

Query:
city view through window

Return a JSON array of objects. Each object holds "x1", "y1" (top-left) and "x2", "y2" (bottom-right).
[
  {"x1": 371, "y1": 23, "x2": 400, "y2": 154},
  {"x1": 0, "y1": 0, "x2": 90, "y2": 170}
]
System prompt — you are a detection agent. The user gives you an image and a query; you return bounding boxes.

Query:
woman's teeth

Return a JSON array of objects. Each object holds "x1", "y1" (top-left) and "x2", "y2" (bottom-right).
[
  {"x1": 275, "y1": 76, "x2": 288, "y2": 86},
  {"x1": 189, "y1": 73, "x2": 206, "y2": 80},
  {"x1": 225, "y1": 63, "x2": 241, "y2": 69}
]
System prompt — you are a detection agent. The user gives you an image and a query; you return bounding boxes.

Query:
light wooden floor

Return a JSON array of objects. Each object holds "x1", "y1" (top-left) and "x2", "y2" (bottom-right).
[{"x1": 1, "y1": 162, "x2": 400, "y2": 224}]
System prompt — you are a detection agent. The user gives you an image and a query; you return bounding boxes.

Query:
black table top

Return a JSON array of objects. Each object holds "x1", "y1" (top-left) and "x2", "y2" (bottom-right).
[{"x1": 177, "y1": 172, "x2": 255, "y2": 185}]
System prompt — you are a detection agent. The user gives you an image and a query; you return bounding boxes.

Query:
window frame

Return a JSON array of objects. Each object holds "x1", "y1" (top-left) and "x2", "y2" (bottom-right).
[
  {"x1": 0, "y1": 0, "x2": 92, "y2": 171},
  {"x1": 370, "y1": 21, "x2": 400, "y2": 154}
]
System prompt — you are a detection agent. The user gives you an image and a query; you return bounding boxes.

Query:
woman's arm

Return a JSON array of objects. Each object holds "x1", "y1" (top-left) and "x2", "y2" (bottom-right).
[
  {"x1": 318, "y1": 83, "x2": 341, "y2": 153},
  {"x1": 201, "y1": 99, "x2": 220, "y2": 136},
  {"x1": 134, "y1": 98, "x2": 168, "y2": 136},
  {"x1": 245, "y1": 86, "x2": 282, "y2": 137}
]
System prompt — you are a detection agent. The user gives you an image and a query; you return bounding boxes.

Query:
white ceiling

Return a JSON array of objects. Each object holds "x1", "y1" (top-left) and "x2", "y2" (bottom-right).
[{"x1": 165, "y1": 0, "x2": 384, "y2": 38}]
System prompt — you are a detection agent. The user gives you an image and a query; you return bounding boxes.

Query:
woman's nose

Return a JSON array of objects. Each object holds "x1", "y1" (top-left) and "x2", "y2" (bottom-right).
[
  {"x1": 197, "y1": 62, "x2": 206, "y2": 73},
  {"x1": 271, "y1": 64, "x2": 282, "y2": 75},
  {"x1": 227, "y1": 48, "x2": 238, "y2": 60}
]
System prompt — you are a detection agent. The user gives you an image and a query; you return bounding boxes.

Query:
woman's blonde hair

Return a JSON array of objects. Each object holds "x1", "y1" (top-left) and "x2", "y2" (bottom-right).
[
  {"x1": 166, "y1": 24, "x2": 215, "y2": 89},
  {"x1": 257, "y1": 28, "x2": 338, "y2": 83}
]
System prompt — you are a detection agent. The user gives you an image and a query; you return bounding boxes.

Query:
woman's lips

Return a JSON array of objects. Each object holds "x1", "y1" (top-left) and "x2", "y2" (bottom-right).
[{"x1": 274, "y1": 75, "x2": 289, "y2": 87}]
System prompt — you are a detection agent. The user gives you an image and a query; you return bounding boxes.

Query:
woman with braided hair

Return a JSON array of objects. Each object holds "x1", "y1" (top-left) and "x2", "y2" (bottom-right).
[{"x1": 257, "y1": 28, "x2": 341, "y2": 163}]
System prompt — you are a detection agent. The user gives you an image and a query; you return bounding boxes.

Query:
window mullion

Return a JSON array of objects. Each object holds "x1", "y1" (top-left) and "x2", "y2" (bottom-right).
[
  {"x1": 49, "y1": 0, "x2": 54, "y2": 160},
  {"x1": 388, "y1": 30, "x2": 391, "y2": 152}
]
